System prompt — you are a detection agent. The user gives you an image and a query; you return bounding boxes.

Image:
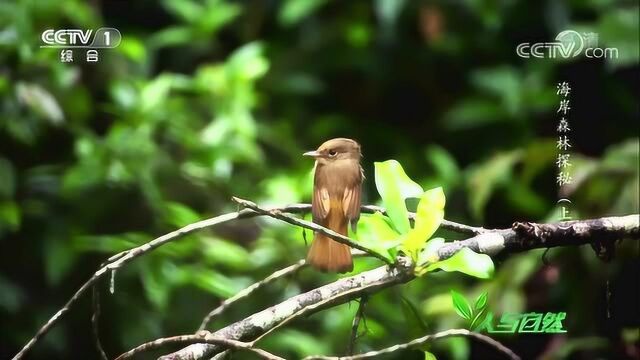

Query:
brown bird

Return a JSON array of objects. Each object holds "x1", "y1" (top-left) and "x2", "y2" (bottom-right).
[{"x1": 303, "y1": 138, "x2": 363, "y2": 273}]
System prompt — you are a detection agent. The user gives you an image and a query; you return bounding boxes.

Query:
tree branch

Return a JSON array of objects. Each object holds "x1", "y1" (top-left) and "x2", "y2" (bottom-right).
[
  {"x1": 198, "y1": 259, "x2": 307, "y2": 331},
  {"x1": 115, "y1": 333, "x2": 285, "y2": 360},
  {"x1": 302, "y1": 328, "x2": 520, "y2": 360},
  {"x1": 232, "y1": 197, "x2": 393, "y2": 264},
  {"x1": 11, "y1": 210, "x2": 254, "y2": 360},
  {"x1": 433, "y1": 214, "x2": 639, "y2": 261},
  {"x1": 12, "y1": 189, "x2": 637, "y2": 360},
  {"x1": 347, "y1": 295, "x2": 368, "y2": 355},
  {"x1": 15, "y1": 200, "x2": 449, "y2": 360},
  {"x1": 159, "y1": 256, "x2": 415, "y2": 360},
  {"x1": 160, "y1": 214, "x2": 638, "y2": 360}
]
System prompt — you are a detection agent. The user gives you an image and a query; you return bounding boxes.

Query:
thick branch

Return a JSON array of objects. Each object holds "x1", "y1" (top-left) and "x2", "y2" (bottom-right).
[
  {"x1": 159, "y1": 257, "x2": 415, "y2": 360},
  {"x1": 162, "y1": 215, "x2": 639, "y2": 360},
  {"x1": 434, "y1": 214, "x2": 639, "y2": 260}
]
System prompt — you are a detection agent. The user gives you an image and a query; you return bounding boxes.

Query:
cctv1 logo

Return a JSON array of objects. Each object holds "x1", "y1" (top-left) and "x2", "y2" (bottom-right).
[{"x1": 41, "y1": 28, "x2": 121, "y2": 48}]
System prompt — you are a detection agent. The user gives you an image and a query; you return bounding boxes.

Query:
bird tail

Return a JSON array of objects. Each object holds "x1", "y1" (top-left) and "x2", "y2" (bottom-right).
[{"x1": 307, "y1": 213, "x2": 353, "y2": 273}]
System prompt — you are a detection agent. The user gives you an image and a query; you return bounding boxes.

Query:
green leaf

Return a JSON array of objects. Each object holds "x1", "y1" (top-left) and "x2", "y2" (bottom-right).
[
  {"x1": 189, "y1": 268, "x2": 249, "y2": 298},
  {"x1": 162, "y1": 0, "x2": 202, "y2": 23},
  {"x1": 356, "y1": 212, "x2": 400, "y2": 243},
  {"x1": 356, "y1": 212, "x2": 400, "y2": 262},
  {"x1": 401, "y1": 297, "x2": 429, "y2": 338},
  {"x1": 437, "y1": 337, "x2": 469, "y2": 360},
  {"x1": 279, "y1": 0, "x2": 328, "y2": 27},
  {"x1": 16, "y1": 82, "x2": 64, "y2": 125},
  {"x1": 442, "y1": 97, "x2": 506, "y2": 130},
  {"x1": 374, "y1": 160, "x2": 423, "y2": 234},
  {"x1": 450, "y1": 290, "x2": 473, "y2": 320},
  {"x1": 424, "y1": 350, "x2": 438, "y2": 360},
  {"x1": 261, "y1": 329, "x2": 331, "y2": 357},
  {"x1": 401, "y1": 188, "x2": 445, "y2": 261},
  {"x1": 0, "y1": 158, "x2": 15, "y2": 199},
  {"x1": 164, "y1": 202, "x2": 200, "y2": 228},
  {"x1": 425, "y1": 145, "x2": 460, "y2": 187},
  {"x1": 118, "y1": 37, "x2": 147, "y2": 63},
  {"x1": 140, "y1": 75, "x2": 173, "y2": 113},
  {"x1": 474, "y1": 291, "x2": 488, "y2": 311},
  {"x1": 416, "y1": 237, "x2": 445, "y2": 272},
  {"x1": 0, "y1": 201, "x2": 20, "y2": 234},
  {"x1": 149, "y1": 26, "x2": 193, "y2": 48},
  {"x1": 598, "y1": 7, "x2": 640, "y2": 69},
  {"x1": 141, "y1": 261, "x2": 172, "y2": 310},
  {"x1": 466, "y1": 151, "x2": 521, "y2": 221},
  {"x1": 201, "y1": 237, "x2": 251, "y2": 270},
  {"x1": 44, "y1": 238, "x2": 78, "y2": 286},
  {"x1": 426, "y1": 248, "x2": 495, "y2": 279},
  {"x1": 414, "y1": 187, "x2": 445, "y2": 238}
]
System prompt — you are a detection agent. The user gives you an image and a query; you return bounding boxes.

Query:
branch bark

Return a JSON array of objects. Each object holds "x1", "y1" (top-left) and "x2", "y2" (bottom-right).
[
  {"x1": 159, "y1": 214, "x2": 639, "y2": 360},
  {"x1": 12, "y1": 192, "x2": 637, "y2": 360},
  {"x1": 16, "y1": 202, "x2": 463, "y2": 360}
]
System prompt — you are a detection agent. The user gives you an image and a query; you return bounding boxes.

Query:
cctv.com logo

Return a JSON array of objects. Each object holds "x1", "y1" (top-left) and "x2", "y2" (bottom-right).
[{"x1": 517, "y1": 30, "x2": 619, "y2": 59}]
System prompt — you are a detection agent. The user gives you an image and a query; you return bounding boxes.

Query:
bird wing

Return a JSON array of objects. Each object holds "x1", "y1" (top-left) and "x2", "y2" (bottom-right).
[
  {"x1": 342, "y1": 173, "x2": 362, "y2": 232},
  {"x1": 312, "y1": 186, "x2": 331, "y2": 223}
]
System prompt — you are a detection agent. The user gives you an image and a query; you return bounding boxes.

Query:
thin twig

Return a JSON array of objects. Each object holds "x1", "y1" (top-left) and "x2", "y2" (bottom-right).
[
  {"x1": 303, "y1": 328, "x2": 520, "y2": 360},
  {"x1": 11, "y1": 210, "x2": 253, "y2": 360},
  {"x1": 347, "y1": 295, "x2": 368, "y2": 355},
  {"x1": 251, "y1": 261, "x2": 412, "y2": 346},
  {"x1": 232, "y1": 197, "x2": 392, "y2": 264},
  {"x1": 91, "y1": 284, "x2": 108, "y2": 360},
  {"x1": 198, "y1": 259, "x2": 307, "y2": 331},
  {"x1": 198, "y1": 251, "x2": 369, "y2": 333},
  {"x1": 278, "y1": 203, "x2": 485, "y2": 235},
  {"x1": 115, "y1": 333, "x2": 285, "y2": 360}
]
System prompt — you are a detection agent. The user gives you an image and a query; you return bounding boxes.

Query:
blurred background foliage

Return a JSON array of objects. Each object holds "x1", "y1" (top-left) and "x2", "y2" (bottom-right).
[{"x1": 0, "y1": 0, "x2": 638, "y2": 359}]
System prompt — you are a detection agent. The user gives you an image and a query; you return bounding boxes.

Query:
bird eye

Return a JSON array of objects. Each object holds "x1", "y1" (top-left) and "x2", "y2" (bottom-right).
[{"x1": 328, "y1": 149, "x2": 337, "y2": 157}]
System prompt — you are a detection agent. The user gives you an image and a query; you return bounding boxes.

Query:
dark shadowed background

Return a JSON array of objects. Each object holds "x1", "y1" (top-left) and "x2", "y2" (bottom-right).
[{"x1": 0, "y1": 0, "x2": 638, "y2": 359}]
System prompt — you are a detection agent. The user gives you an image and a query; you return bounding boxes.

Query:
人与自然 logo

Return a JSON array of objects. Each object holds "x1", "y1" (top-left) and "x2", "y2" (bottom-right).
[
  {"x1": 517, "y1": 30, "x2": 618, "y2": 59},
  {"x1": 450, "y1": 290, "x2": 567, "y2": 334}
]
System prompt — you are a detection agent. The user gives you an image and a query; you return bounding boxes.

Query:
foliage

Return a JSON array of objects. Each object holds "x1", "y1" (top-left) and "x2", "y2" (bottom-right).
[
  {"x1": 365, "y1": 159, "x2": 494, "y2": 279},
  {"x1": 0, "y1": 0, "x2": 637, "y2": 359}
]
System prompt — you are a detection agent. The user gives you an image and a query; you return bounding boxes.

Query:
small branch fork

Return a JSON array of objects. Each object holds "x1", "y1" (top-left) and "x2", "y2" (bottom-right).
[
  {"x1": 347, "y1": 295, "x2": 368, "y2": 355},
  {"x1": 11, "y1": 195, "x2": 639, "y2": 360},
  {"x1": 115, "y1": 333, "x2": 285, "y2": 360},
  {"x1": 198, "y1": 259, "x2": 306, "y2": 331},
  {"x1": 231, "y1": 197, "x2": 393, "y2": 264}
]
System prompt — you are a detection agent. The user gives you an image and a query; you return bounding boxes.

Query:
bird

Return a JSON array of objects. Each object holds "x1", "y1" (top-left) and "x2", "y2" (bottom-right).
[{"x1": 303, "y1": 138, "x2": 364, "y2": 273}]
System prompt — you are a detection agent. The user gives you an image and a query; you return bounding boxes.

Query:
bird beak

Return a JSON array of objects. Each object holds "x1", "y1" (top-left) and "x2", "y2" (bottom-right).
[{"x1": 303, "y1": 150, "x2": 321, "y2": 158}]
